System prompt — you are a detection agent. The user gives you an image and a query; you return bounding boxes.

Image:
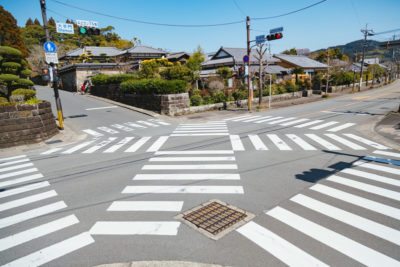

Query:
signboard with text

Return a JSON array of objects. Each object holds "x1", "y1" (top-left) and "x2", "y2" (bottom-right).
[
  {"x1": 45, "y1": 53, "x2": 59, "y2": 64},
  {"x1": 256, "y1": 35, "x2": 266, "y2": 45},
  {"x1": 56, "y1": 22, "x2": 74, "y2": 34},
  {"x1": 270, "y1": 27, "x2": 284, "y2": 34},
  {"x1": 76, "y1": 20, "x2": 99, "y2": 28}
]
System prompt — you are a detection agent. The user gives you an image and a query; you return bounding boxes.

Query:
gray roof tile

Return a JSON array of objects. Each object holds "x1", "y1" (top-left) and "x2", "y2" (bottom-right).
[
  {"x1": 124, "y1": 45, "x2": 167, "y2": 54},
  {"x1": 64, "y1": 46, "x2": 124, "y2": 57},
  {"x1": 274, "y1": 54, "x2": 328, "y2": 69}
]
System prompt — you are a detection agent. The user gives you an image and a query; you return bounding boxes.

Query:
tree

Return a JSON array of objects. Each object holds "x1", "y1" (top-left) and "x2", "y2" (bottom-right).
[
  {"x1": 33, "y1": 18, "x2": 41, "y2": 26},
  {"x1": 25, "y1": 18, "x2": 34, "y2": 27},
  {"x1": 292, "y1": 67, "x2": 304, "y2": 85},
  {"x1": 48, "y1": 17, "x2": 56, "y2": 26},
  {"x1": 186, "y1": 45, "x2": 205, "y2": 89},
  {"x1": 0, "y1": 6, "x2": 28, "y2": 57},
  {"x1": 282, "y1": 48, "x2": 297, "y2": 55},
  {"x1": 160, "y1": 65, "x2": 192, "y2": 82},
  {"x1": 216, "y1": 67, "x2": 233, "y2": 80}
]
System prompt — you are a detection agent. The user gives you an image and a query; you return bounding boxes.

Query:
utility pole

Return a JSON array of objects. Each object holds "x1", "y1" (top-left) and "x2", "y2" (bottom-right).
[
  {"x1": 325, "y1": 49, "x2": 330, "y2": 94},
  {"x1": 246, "y1": 16, "x2": 252, "y2": 111},
  {"x1": 359, "y1": 24, "x2": 374, "y2": 90},
  {"x1": 256, "y1": 43, "x2": 267, "y2": 106},
  {"x1": 39, "y1": 0, "x2": 50, "y2": 42}
]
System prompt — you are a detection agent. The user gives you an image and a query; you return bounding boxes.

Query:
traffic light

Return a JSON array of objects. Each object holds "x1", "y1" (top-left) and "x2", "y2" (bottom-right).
[
  {"x1": 42, "y1": 68, "x2": 50, "y2": 81},
  {"x1": 238, "y1": 66, "x2": 245, "y2": 77},
  {"x1": 79, "y1": 27, "x2": 100, "y2": 35},
  {"x1": 267, "y1": 32, "x2": 283, "y2": 41}
]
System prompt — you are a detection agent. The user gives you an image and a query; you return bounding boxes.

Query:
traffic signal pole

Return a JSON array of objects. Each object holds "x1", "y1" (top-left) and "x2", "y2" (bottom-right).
[
  {"x1": 39, "y1": 0, "x2": 64, "y2": 130},
  {"x1": 246, "y1": 16, "x2": 252, "y2": 111}
]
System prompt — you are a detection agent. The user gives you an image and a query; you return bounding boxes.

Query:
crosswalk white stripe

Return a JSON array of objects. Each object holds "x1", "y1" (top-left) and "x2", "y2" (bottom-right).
[
  {"x1": 353, "y1": 161, "x2": 400, "y2": 175},
  {"x1": 343, "y1": 134, "x2": 389, "y2": 150},
  {"x1": 0, "y1": 158, "x2": 30, "y2": 167},
  {"x1": 0, "y1": 173, "x2": 44, "y2": 188},
  {"x1": 108, "y1": 201, "x2": 184, "y2": 211},
  {"x1": 294, "y1": 120, "x2": 324, "y2": 128},
  {"x1": 176, "y1": 126, "x2": 227, "y2": 129},
  {"x1": 149, "y1": 156, "x2": 235, "y2": 162},
  {"x1": 82, "y1": 137, "x2": 117, "y2": 153},
  {"x1": 0, "y1": 163, "x2": 34, "y2": 173},
  {"x1": 0, "y1": 155, "x2": 26, "y2": 163},
  {"x1": 267, "y1": 207, "x2": 400, "y2": 267},
  {"x1": 327, "y1": 123, "x2": 356, "y2": 132},
  {"x1": 90, "y1": 221, "x2": 180, "y2": 235},
  {"x1": 137, "y1": 120, "x2": 159, "y2": 127},
  {"x1": 341, "y1": 168, "x2": 400, "y2": 187},
  {"x1": 248, "y1": 135, "x2": 268, "y2": 150},
  {"x1": 82, "y1": 129, "x2": 103, "y2": 137},
  {"x1": 111, "y1": 124, "x2": 134, "y2": 132},
  {"x1": 133, "y1": 173, "x2": 240, "y2": 180},
  {"x1": 179, "y1": 123, "x2": 226, "y2": 126},
  {"x1": 124, "y1": 137, "x2": 150, "y2": 153},
  {"x1": 305, "y1": 134, "x2": 341, "y2": 150},
  {"x1": 230, "y1": 135, "x2": 244, "y2": 151},
  {"x1": 254, "y1": 116, "x2": 283, "y2": 123},
  {"x1": 327, "y1": 175, "x2": 400, "y2": 201},
  {"x1": 122, "y1": 186, "x2": 244, "y2": 194},
  {"x1": 237, "y1": 221, "x2": 329, "y2": 267},
  {"x1": 0, "y1": 201, "x2": 67, "y2": 229},
  {"x1": 124, "y1": 122, "x2": 146, "y2": 128},
  {"x1": 40, "y1": 147, "x2": 63, "y2": 155},
  {"x1": 324, "y1": 134, "x2": 366, "y2": 150},
  {"x1": 267, "y1": 134, "x2": 292, "y2": 150},
  {"x1": 243, "y1": 116, "x2": 266, "y2": 122},
  {"x1": 291, "y1": 194, "x2": 400, "y2": 246},
  {"x1": 0, "y1": 190, "x2": 57, "y2": 212},
  {"x1": 373, "y1": 150, "x2": 400, "y2": 158},
  {"x1": 97, "y1": 126, "x2": 119, "y2": 134},
  {"x1": 233, "y1": 115, "x2": 261, "y2": 122},
  {"x1": 363, "y1": 156, "x2": 400, "y2": 166},
  {"x1": 279, "y1": 118, "x2": 309, "y2": 126},
  {"x1": 103, "y1": 137, "x2": 135, "y2": 153},
  {"x1": 224, "y1": 114, "x2": 253, "y2": 121},
  {"x1": 268, "y1": 117, "x2": 295, "y2": 125},
  {"x1": 171, "y1": 133, "x2": 229, "y2": 136},
  {"x1": 3, "y1": 231, "x2": 94, "y2": 267},
  {"x1": 142, "y1": 164, "x2": 237, "y2": 170},
  {"x1": 85, "y1": 106, "x2": 117, "y2": 110},
  {"x1": 0, "y1": 214, "x2": 79, "y2": 252},
  {"x1": 286, "y1": 134, "x2": 317, "y2": 150},
  {"x1": 62, "y1": 140, "x2": 95, "y2": 154},
  {"x1": 0, "y1": 168, "x2": 38, "y2": 180},
  {"x1": 173, "y1": 130, "x2": 228, "y2": 133},
  {"x1": 155, "y1": 150, "x2": 233, "y2": 155},
  {"x1": 0, "y1": 181, "x2": 49, "y2": 199},
  {"x1": 148, "y1": 119, "x2": 170, "y2": 126},
  {"x1": 310, "y1": 121, "x2": 339, "y2": 130},
  {"x1": 147, "y1": 136, "x2": 169, "y2": 152},
  {"x1": 310, "y1": 184, "x2": 400, "y2": 220}
]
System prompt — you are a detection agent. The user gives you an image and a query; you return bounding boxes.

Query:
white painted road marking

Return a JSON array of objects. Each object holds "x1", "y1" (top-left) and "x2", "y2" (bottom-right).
[
  {"x1": 310, "y1": 121, "x2": 338, "y2": 130},
  {"x1": 82, "y1": 129, "x2": 103, "y2": 137},
  {"x1": 3, "y1": 232, "x2": 94, "y2": 267},
  {"x1": 327, "y1": 123, "x2": 355, "y2": 132},
  {"x1": 124, "y1": 122, "x2": 146, "y2": 128},
  {"x1": 62, "y1": 141, "x2": 95, "y2": 154},
  {"x1": 125, "y1": 137, "x2": 150, "y2": 153},
  {"x1": 0, "y1": 163, "x2": 34, "y2": 173},
  {"x1": 155, "y1": 150, "x2": 233, "y2": 155},
  {"x1": 363, "y1": 156, "x2": 400, "y2": 166},
  {"x1": 295, "y1": 120, "x2": 324, "y2": 128},
  {"x1": 267, "y1": 207, "x2": 400, "y2": 267},
  {"x1": 254, "y1": 116, "x2": 283, "y2": 123},
  {"x1": 237, "y1": 221, "x2": 329, "y2": 267},
  {"x1": 0, "y1": 155, "x2": 26, "y2": 163},
  {"x1": 41, "y1": 147, "x2": 63, "y2": 155},
  {"x1": 343, "y1": 134, "x2": 389, "y2": 150},
  {"x1": 90, "y1": 221, "x2": 180, "y2": 235},
  {"x1": 341, "y1": 168, "x2": 400, "y2": 187},
  {"x1": 97, "y1": 126, "x2": 119, "y2": 134},
  {"x1": 0, "y1": 181, "x2": 50, "y2": 199},
  {"x1": 147, "y1": 136, "x2": 169, "y2": 152},
  {"x1": 133, "y1": 173, "x2": 240, "y2": 180},
  {"x1": 171, "y1": 133, "x2": 229, "y2": 136},
  {"x1": 305, "y1": 134, "x2": 341, "y2": 150},
  {"x1": 85, "y1": 106, "x2": 117, "y2": 110},
  {"x1": 286, "y1": 134, "x2": 317, "y2": 150},
  {"x1": 0, "y1": 158, "x2": 30, "y2": 167},
  {"x1": 111, "y1": 124, "x2": 134, "y2": 132},
  {"x1": 230, "y1": 135, "x2": 244, "y2": 151},
  {"x1": 0, "y1": 168, "x2": 38, "y2": 180},
  {"x1": 0, "y1": 173, "x2": 44, "y2": 188},
  {"x1": 324, "y1": 134, "x2": 366, "y2": 150},
  {"x1": 248, "y1": 135, "x2": 268, "y2": 150},
  {"x1": 279, "y1": 118, "x2": 309, "y2": 126},
  {"x1": 373, "y1": 150, "x2": 400, "y2": 158},
  {"x1": 142, "y1": 164, "x2": 238, "y2": 170},
  {"x1": 0, "y1": 190, "x2": 57, "y2": 212},
  {"x1": 82, "y1": 137, "x2": 117, "y2": 154},
  {"x1": 103, "y1": 137, "x2": 134, "y2": 153},
  {"x1": 108, "y1": 201, "x2": 184, "y2": 211},
  {"x1": 122, "y1": 185, "x2": 244, "y2": 194},
  {"x1": 353, "y1": 161, "x2": 400, "y2": 175},
  {"x1": 149, "y1": 156, "x2": 235, "y2": 162},
  {"x1": 268, "y1": 117, "x2": 295, "y2": 125},
  {"x1": 267, "y1": 134, "x2": 292, "y2": 150}
]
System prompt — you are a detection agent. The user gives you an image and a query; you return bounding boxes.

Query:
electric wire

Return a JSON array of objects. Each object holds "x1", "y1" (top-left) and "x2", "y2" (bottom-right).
[{"x1": 232, "y1": 0, "x2": 246, "y2": 17}]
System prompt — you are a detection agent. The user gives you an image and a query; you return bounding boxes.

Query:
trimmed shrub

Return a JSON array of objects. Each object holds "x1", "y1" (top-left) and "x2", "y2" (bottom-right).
[
  {"x1": 11, "y1": 88, "x2": 36, "y2": 99},
  {"x1": 0, "y1": 101, "x2": 17, "y2": 106},
  {"x1": 0, "y1": 74, "x2": 19, "y2": 83},
  {"x1": 91, "y1": 74, "x2": 109, "y2": 85},
  {"x1": 106, "y1": 74, "x2": 138, "y2": 84},
  {"x1": 232, "y1": 90, "x2": 248, "y2": 101},
  {"x1": 190, "y1": 94, "x2": 202, "y2": 106},
  {"x1": 20, "y1": 69, "x2": 32, "y2": 77},
  {"x1": 0, "y1": 97, "x2": 7, "y2": 103},
  {"x1": 120, "y1": 79, "x2": 187, "y2": 95},
  {"x1": 15, "y1": 78, "x2": 34, "y2": 88},
  {"x1": 284, "y1": 81, "x2": 299, "y2": 93},
  {"x1": 0, "y1": 46, "x2": 22, "y2": 59},
  {"x1": 202, "y1": 95, "x2": 213, "y2": 104},
  {"x1": 2, "y1": 62, "x2": 21, "y2": 69},
  {"x1": 25, "y1": 97, "x2": 43, "y2": 104},
  {"x1": 212, "y1": 91, "x2": 227, "y2": 103}
]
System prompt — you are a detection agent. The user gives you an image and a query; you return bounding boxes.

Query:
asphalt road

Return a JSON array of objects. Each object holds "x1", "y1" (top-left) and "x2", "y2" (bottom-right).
[{"x1": 0, "y1": 81, "x2": 399, "y2": 267}]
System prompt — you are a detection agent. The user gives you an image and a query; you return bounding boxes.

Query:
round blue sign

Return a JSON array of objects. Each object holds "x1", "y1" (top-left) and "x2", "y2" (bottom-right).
[
  {"x1": 243, "y1": 55, "x2": 249, "y2": 63},
  {"x1": 44, "y1": 41, "x2": 56, "y2": 53}
]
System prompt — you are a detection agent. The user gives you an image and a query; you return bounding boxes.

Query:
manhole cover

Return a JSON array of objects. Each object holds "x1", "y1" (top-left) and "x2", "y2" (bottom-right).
[{"x1": 175, "y1": 199, "x2": 254, "y2": 240}]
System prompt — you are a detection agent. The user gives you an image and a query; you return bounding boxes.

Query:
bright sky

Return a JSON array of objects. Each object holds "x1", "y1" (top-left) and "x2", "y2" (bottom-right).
[{"x1": 2, "y1": 0, "x2": 400, "y2": 54}]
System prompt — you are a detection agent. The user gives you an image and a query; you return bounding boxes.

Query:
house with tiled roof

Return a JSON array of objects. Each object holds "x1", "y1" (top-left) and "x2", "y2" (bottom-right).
[
  {"x1": 59, "y1": 46, "x2": 124, "y2": 64},
  {"x1": 167, "y1": 52, "x2": 192, "y2": 65},
  {"x1": 121, "y1": 45, "x2": 168, "y2": 61}
]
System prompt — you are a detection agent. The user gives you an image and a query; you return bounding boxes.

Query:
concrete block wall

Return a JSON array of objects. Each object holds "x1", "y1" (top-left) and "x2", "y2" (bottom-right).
[{"x1": 0, "y1": 101, "x2": 59, "y2": 148}]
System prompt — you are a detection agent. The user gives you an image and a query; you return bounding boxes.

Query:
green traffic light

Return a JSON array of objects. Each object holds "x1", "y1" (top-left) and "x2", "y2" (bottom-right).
[{"x1": 79, "y1": 27, "x2": 87, "y2": 34}]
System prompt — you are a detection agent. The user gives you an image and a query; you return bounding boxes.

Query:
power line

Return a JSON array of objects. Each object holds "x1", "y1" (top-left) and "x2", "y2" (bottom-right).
[
  {"x1": 373, "y1": 28, "x2": 400, "y2": 36},
  {"x1": 252, "y1": 0, "x2": 327, "y2": 20},
  {"x1": 232, "y1": 0, "x2": 246, "y2": 17},
  {"x1": 47, "y1": 8, "x2": 70, "y2": 20}
]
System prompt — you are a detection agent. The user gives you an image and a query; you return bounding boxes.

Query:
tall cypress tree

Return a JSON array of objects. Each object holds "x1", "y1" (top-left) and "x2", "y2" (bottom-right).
[
  {"x1": 0, "y1": 6, "x2": 28, "y2": 57},
  {"x1": 48, "y1": 17, "x2": 56, "y2": 26},
  {"x1": 33, "y1": 18, "x2": 41, "y2": 25},
  {"x1": 25, "y1": 18, "x2": 34, "y2": 26}
]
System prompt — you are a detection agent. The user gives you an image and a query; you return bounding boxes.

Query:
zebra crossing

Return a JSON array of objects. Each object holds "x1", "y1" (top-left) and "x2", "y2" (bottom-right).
[
  {"x1": 237, "y1": 151, "x2": 400, "y2": 266},
  {"x1": 230, "y1": 133, "x2": 389, "y2": 151},
  {"x1": 171, "y1": 121, "x2": 229, "y2": 136},
  {"x1": 82, "y1": 119, "x2": 171, "y2": 137},
  {"x1": 224, "y1": 114, "x2": 356, "y2": 132},
  {"x1": 0, "y1": 155, "x2": 94, "y2": 266},
  {"x1": 90, "y1": 149, "x2": 243, "y2": 236}
]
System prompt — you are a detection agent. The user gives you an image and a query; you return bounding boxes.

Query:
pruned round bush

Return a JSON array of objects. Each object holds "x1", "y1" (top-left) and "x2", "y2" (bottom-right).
[
  {"x1": 232, "y1": 90, "x2": 248, "y2": 101},
  {"x1": 25, "y1": 97, "x2": 43, "y2": 104},
  {"x1": 107, "y1": 74, "x2": 138, "y2": 84},
  {"x1": 20, "y1": 69, "x2": 32, "y2": 77},
  {"x1": 0, "y1": 46, "x2": 22, "y2": 59},
  {"x1": 91, "y1": 74, "x2": 108, "y2": 85},
  {"x1": 0, "y1": 101, "x2": 17, "y2": 106},
  {"x1": 212, "y1": 91, "x2": 227, "y2": 103},
  {"x1": 190, "y1": 94, "x2": 202, "y2": 106},
  {"x1": 0, "y1": 97, "x2": 7, "y2": 103},
  {"x1": 2, "y1": 62, "x2": 21, "y2": 69},
  {"x1": 11, "y1": 88, "x2": 36, "y2": 99},
  {"x1": 0, "y1": 74, "x2": 19, "y2": 83},
  {"x1": 120, "y1": 79, "x2": 187, "y2": 95},
  {"x1": 15, "y1": 78, "x2": 34, "y2": 88}
]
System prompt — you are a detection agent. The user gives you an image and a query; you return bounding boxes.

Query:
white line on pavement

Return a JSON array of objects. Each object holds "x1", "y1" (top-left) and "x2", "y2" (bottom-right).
[
  {"x1": 294, "y1": 120, "x2": 323, "y2": 128},
  {"x1": 0, "y1": 181, "x2": 49, "y2": 199},
  {"x1": 327, "y1": 123, "x2": 355, "y2": 132},
  {"x1": 122, "y1": 186, "x2": 244, "y2": 194},
  {"x1": 82, "y1": 129, "x2": 103, "y2": 137},
  {"x1": 324, "y1": 134, "x2": 366, "y2": 150},
  {"x1": 155, "y1": 150, "x2": 233, "y2": 155},
  {"x1": 108, "y1": 201, "x2": 184, "y2": 211},
  {"x1": 0, "y1": 163, "x2": 34, "y2": 173},
  {"x1": 0, "y1": 190, "x2": 57, "y2": 212},
  {"x1": 373, "y1": 150, "x2": 400, "y2": 158},
  {"x1": 305, "y1": 134, "x2": 341, "y2": 150},
  {"x1": 353, "y1": 161, "x2": 400, "y2": 175},
  {"x1": 0, "y1": 158, "x2": 30, "y2": 167},
  {"x1": 103, "y1": 137, "x2": 135, "y2": 153},
  {"x1": 149, "y1": 156, "x2": 235, "y2": 162},
  {"x1": 62, "y1": 141, "x2": 95, "y2": 154},
  {"x1": 147, "y1": 136, "x2": 169, "y2": 152},
  {"x1": 133, "y1": 173, "x2": 240, "y2": 180},
  {"x1": 0, "y1": 168, "x2": 38, "y2": 180},
  {"x1": 85, "y1": 106, "x2": 117, "y2": 110},
  {"x1": 0, "y1": 155, "x2": 27, "y2": 163},
  {"x1": 248, "y1": 135, "x2": 268, "y2": 150},
  {"x1": 343, "y1": 134, "x2": 389, "y2": 150},
  {"x1": 286, "y1": 134, "x2": 317, "y2": 150},
  {"x1": 90, "y1": 221, "x2": 180, "y2": 235},
  {"x1": 230, "y1": 135, "x2": 244, "y2": 151},
  {"x1": 125, "y1": 137, "x2": 150, "y2": 153},
  {"x1": 309, "y1": 121, "x2": 339, "y2": 130},
  {"x1": 267, "y1": 134, "x2": 292, "y2": 150},
  {"x1": 279, "y1": 118, "x2": 309, "y2": 126},
  {"x1": 82, "y1": 137, "x2": 117, "y2": 153},
  {"x1": 0, "y1": 173, "x2": 44, "y2": 188},
  {"x1": 142, "y1": 164, "x2": 238, "y2": 170},
  {"x1": 341, "y1": 168, "x2": 400, "y2": 187}
]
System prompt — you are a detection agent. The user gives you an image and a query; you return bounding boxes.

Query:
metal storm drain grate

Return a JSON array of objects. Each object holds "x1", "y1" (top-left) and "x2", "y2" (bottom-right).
[{"x1": 175, "y1": 199, "x2": 254, "y2": 240}]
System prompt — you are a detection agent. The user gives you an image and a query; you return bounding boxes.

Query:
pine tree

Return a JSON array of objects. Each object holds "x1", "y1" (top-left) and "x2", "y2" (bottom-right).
[
  {"x1": 48, "y1": 17, "x2": 56, "y2": 26},
  {"x1": 25, "y1": 18, "x2": 34, "y2": 26},
  {"x1": 0, "y1": 6, "x2": 28, "y2": 57},
  {"x1": 33, "y1": 18, "x2": 41, "y2": 25}
]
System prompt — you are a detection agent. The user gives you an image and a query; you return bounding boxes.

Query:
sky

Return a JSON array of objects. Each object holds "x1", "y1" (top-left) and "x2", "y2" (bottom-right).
[{"x1": 1, "y1": 0, "x2": 400, "y2": 54}]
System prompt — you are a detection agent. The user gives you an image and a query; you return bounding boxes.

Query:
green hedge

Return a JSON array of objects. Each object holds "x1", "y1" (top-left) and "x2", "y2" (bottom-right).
[
  {"x1": 15, "y1": 78, "x2": 34, "y2": 87},
  {"x1": 91, "y1": 73, "x2": 139, "y2": 85},
  {"x1": 2, "y1": 62, "x2": 21, "y2": 69},
  {"x1": 11, "y1": 88, "x2": 36, "y2": 99},
  {"x1": 0, "y1": 46, "x2": 22, "y2": 59},
  {"x1": 0, "y1": 74, "x2": 19, "y2": 83},
  {"x1": 121, "y1": 79, "x2": 187, "y2": 95},
  {"x1": 20, "y1": 69, "x2": 32, "y2": 77},
  {"x1": 190, "y1": 94, "x2": 202, "y2": 106},
  {"x1": 0, "y1": 97, "x2": 7, "y2": 103}
]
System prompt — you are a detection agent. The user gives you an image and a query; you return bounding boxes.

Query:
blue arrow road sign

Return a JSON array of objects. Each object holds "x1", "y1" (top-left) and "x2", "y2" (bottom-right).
[
  {"x1": 44, "y1": 41, "x2": 56, "y2": 53},
  {"x1": 256, "y1": 35, "x2": 266, "y2": 45}
]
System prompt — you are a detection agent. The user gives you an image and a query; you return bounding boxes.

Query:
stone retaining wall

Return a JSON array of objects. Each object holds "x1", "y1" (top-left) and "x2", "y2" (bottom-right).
[{"x1": 0, "y1": 101, "x2": 59, "y2": 148}]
